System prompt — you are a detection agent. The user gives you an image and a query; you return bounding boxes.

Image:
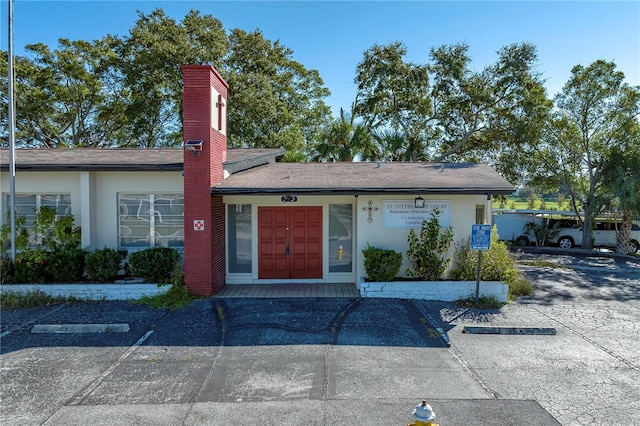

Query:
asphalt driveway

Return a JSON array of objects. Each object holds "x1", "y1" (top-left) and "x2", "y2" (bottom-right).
[{"x1": 1, "y1": 250, "x2": 638, "y2": 425}]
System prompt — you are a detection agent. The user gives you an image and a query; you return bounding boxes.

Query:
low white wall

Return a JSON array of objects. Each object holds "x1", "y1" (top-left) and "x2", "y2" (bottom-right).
[
  {"x1": 359, "y1": 278, "x2": 508, "y2": 302},
  {"x1": 1, "y1": 284, "x2": 170, "y2": 301}
]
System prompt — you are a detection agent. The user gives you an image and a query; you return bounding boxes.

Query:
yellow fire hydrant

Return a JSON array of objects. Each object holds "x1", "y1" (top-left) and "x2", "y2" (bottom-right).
[
  {"x1": 337, "y1": 245, "x2": 344, "y2": 260},
  {"x1": 407, "y1": 400, "x2": 439, "y2": 426}
]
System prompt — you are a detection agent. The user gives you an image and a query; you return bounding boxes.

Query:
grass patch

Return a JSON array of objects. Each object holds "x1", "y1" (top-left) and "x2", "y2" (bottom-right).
[
  {"x1": 508, "y1": 276, "x2": 533, "y2": 299},
  {"x1": 493, "y1": 198, "x2": 569, "y2": 211},
  {"x1": 216, "y1": 306, "x2": 225, "y2": 321},
  {"x1": 456, "y1": 296, "x2": 506, "y2": 309},
  {"x1": 133, "y1": 283, "x2": 196, "y2": 309},
  {"x1": 426, "y1": 328, "x2": 441, "y2": 338},
  {"x1": 0, "y1": 289, "x2": 81, "y2": 309},
  {"x1": 519, "y1": 260, "x2": 569, "y2": 269}
]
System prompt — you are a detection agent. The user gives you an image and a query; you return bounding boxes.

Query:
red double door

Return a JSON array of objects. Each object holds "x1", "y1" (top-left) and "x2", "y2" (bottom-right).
[{"x1": 258, "y1": 206, "x2": 323, "y2": 279}]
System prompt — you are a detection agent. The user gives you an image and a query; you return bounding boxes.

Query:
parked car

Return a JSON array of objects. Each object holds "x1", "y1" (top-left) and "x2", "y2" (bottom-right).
[
  {"x1": 493, "y1": 210, "x2": 579, "y2": 246},
  {"x1": 549, "y1": 220, "x2": 640, "y2": 253}
]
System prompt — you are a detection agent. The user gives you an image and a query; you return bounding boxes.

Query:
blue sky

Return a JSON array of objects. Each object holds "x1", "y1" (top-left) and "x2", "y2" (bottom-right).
[{"x1": 2, "y1": 1, "x2": 639, "y2": 115}]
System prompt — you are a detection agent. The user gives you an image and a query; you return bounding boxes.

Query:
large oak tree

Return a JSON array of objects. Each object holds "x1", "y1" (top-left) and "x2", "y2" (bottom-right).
[
  {"x1": 352, "y1": 41, "x2": 550, "y2": 182},
  {"x1": 530, "y1": 60, "x2": 640, "y2": 250},
  {"x1": 1, "y1": 8, "x2": 331, "y2": 151}
]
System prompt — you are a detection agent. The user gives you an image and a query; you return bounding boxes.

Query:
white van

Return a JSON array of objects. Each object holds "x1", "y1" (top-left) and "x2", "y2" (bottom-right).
[
  {"x1": 492, "y1": 210, "x2": 579, "y2": 246},
  {"x1": 549, "y1": 220, "x2": 640, "y2": 253}
]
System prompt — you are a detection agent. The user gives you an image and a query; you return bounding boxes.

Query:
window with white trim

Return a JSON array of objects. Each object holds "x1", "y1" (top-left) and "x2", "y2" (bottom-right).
[
  {"x1": 2, "y1": 193, "x2": 71, "y2": 246},
  {"x1": 228, "y1": 204, "x2": 252, "y2": 273},
  {"x1": 118, "y1": 193, "x2": 184, "y2": 248},
  {"x1": 329, "y1": 204, "x2": 353, "y2": 273}
]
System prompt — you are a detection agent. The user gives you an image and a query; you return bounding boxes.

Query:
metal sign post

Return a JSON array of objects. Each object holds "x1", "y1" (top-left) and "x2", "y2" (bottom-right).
[
  {"x1": 8, "y1": 0, "x2": 18, "y2": 261},
  {"x1": 471, "y1": 224, "x2": 492, "y2": 304}
]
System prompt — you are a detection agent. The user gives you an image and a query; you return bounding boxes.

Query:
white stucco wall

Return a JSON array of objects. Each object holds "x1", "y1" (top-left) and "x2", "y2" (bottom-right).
[
  {"x1": 93, "y1": 171, "x2": 183, "y2": 248},
  {"x1": 223, "y1": 193, "x2": 489, "y2": 285},
  {"x1": 2, "y1": 168, "x2": 490, "y2": 286},
  {"x1": 355, "y1": 195, "x2": 489, "y2": 281},
  {"x1": 1, "y1": 170, "x2": 183, "y2": 250}
]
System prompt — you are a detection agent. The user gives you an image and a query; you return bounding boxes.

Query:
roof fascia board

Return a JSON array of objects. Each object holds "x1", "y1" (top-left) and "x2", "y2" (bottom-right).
[
  {"x1": 3, "y1": 164, "x2": 183, "y2": 172},
  {"x1": 211, "y1": 187, "x2": 515, "y2": 196}
]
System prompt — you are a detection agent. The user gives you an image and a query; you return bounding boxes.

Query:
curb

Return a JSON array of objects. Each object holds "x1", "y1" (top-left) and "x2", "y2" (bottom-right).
[{"x1": 0, "y1": 283, "x2": 169, "y2": 300}]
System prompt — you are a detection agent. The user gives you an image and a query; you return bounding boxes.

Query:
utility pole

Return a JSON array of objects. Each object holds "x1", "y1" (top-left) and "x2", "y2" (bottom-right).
[{"x1": 8, "y1": 0, "x2": 17, "y2": 261}]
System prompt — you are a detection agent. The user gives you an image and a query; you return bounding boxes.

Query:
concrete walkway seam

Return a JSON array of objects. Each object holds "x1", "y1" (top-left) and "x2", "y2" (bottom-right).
[{"x1": 65, "y1": 330, "x2": 154, "y2": 407}]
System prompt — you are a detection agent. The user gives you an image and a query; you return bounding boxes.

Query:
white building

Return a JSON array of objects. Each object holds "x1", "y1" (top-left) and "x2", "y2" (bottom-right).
[{"x1": 1, "y1": 65, "x2": 515, "y2": 296}]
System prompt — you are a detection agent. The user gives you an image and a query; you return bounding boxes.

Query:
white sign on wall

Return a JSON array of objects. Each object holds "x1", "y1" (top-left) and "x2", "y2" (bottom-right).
[{"x1": 382, "y1": 200, "x2": 451, "y2": 229}]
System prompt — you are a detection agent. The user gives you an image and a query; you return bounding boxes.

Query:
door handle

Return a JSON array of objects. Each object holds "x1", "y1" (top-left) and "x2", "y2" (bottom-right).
[{"x1": 285, "y1": 238, "x2": 290, "y2": 255}]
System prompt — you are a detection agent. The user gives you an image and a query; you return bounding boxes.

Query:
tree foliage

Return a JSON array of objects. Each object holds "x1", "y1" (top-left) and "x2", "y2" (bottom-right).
[
  {"x1": 528, "y1": 60, "x2": 640, "y2": 249},
  {"x1": 600, "y1": 135, "x2": 640, "y2": 253},
  {"x1": 1, "y1": 40, "x2": 126, "y2": 147},
  {"x1": 311, "y1": 107, "x2": 371, "y2": 162},
  {"x1": 352, "y1": 41, "x2": 551, "y2": 180},
  {"x1": 109, "y1": 8, "x2": 228, "y2": 148},
  {"x1": 1, "y1": 8, "x2": 330, "y2": 150},
  {"x1": 225, "y1": 29, "x2": 330, "y2": 152}
]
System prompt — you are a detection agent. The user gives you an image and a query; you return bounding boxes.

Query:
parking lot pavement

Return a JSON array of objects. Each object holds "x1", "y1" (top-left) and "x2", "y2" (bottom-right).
[
  {"x1": 0, "y1": 297, "x2": 560, "y2": 425},
  {"x1": 5, "y1": 252, "x2": 635, "y2": 425},
  {"x1": 444, "y1": 252, "x2": 640, "y2": 425}
]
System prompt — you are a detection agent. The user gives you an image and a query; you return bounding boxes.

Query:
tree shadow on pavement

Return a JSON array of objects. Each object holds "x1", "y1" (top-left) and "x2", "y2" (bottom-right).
[{"x1": 1, "y1": 298, "x2": 455, "y2": 354}]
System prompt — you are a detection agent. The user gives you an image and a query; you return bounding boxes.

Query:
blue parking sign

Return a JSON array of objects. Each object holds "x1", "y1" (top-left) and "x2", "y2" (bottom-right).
[{"x1": 471, "y1": 224, "x2": 492, "y2": 250}]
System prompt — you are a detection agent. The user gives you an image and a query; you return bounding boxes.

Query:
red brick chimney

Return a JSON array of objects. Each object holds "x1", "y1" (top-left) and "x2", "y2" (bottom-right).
[{"x1": 181, "y1": 65, "x2": 228, "y2": 296}]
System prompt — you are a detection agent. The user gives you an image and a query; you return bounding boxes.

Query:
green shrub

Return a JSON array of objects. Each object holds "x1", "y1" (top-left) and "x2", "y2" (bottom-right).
[
  {"x1": 46, "y1": 248, "x2": 86, "y2": 282},
  {"x1": 453, "y1": 226, "x2": 532, "y2": 299},
  {"x1": 4, "y1": 248, "x2": 87, "y2": 283},
  {"x1": 10, "y1": 249, "x2": 49, "y2": 283},
  {"x1": 33, "y1": 207, "x2": 81, "y2": 251},
  {"x1": 453, "y1": 226, "x2": 518, "y2": 282},
  {"x1": 0, "y1": 207, "x2": 83, "y2": 284},
  {"x1": 406, "y1": 210, "x2": 454, "y2": 280},
  {"x1": 134, "y1": 263, "x2": 195, "y2": 309},
  {"x1": 129, "y1": 247, "x2": 180, "y2": 284},
  {"x1": 85, "y1": 248, "x2": 128, "y2": 282},
  {"x1": 1, "y1": 256, "x2": 13, "y2": 284},
  {"x1": 362, "y1": 244, "x2": 402, "y2": 282},
  {"x1": 523, "y1": 221, "x2": 561, "y2": 247}
]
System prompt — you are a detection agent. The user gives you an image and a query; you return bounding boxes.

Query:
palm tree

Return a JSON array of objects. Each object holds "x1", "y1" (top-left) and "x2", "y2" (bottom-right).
[
  {"x1": 601, "y1": 145, "x2": 640, "y2": 254},
  {"x1": 311, "y1": 108, "x2": 372, "y2": 162},
  {"x1": 366, "y1": 129, "x2": 406, "y2": 162},
  {"x1": 523, "y1": 220, "x2": 562, "y2": 247}
]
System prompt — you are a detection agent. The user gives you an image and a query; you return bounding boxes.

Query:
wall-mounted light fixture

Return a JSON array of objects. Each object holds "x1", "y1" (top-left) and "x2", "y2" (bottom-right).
[
  {"x1": 184, "y1": 140, "x2": 203, "y2": 156},
  {"x1": 281, "y1": 195, "x2": 298, "y2": 203},
  {"x1": 414, "y1": 196, "x2": 425, "y2": 208}
]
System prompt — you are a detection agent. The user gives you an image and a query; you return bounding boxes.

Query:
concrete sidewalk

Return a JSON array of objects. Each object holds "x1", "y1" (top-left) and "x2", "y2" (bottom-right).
[{"x1": 1, "y1": 298, "x2": 559, "y2": 425}]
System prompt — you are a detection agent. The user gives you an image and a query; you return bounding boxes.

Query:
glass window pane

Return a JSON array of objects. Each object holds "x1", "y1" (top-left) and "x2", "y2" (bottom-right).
[
  {"x1": 228, "y1": 204, "x2": 252, "y2": 273},
  {"x1": 329, "y1": 204, "x2": 352, "y2": 273},
  {"x1": 3, "y1": 194, "x2": 72, "y2": 248},
  {"x1": 476, "y1": 204, "x2": 485, "y2": 224},
  {"x1": 119, "y1": 194, "x2": 151, "y2": 248},
  {"x1": 119, "y1": 193, "x2": 184, "y2": 248},
  {"x1": 154, "y1": 194, "x2": 185, "y2": 247},
  {"x1": 40, "y1": 194, "x2": 71, "y2": 216},
  {"x1": 14, "y1": 194, "x2": 37, "y2": 228}
]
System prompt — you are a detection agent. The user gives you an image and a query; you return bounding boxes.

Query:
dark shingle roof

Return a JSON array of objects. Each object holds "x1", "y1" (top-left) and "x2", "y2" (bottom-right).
[
  {"x1": 211, "y1": 162, "x2": 515, "y2": 195},
  {"x1": 0, "y1": 148, "x2": 284, "y2": 172},
  {"x1": 0, "y1": 149, "x2": 514, "y2": 194}
]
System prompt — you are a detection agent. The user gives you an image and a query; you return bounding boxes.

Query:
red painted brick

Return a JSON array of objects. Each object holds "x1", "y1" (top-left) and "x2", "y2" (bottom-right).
[{"x1": 181, "y1": 65, "x2": 229, "y2": 296}]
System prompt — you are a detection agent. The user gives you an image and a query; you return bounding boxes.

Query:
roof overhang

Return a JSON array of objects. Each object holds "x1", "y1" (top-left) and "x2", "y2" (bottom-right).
[
  {"x1": 211, "y1": 187, "x2": 515, "y2": 196},
  {"x1": 210, "y1": 162, "x2": 515, "y2": 196}
]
